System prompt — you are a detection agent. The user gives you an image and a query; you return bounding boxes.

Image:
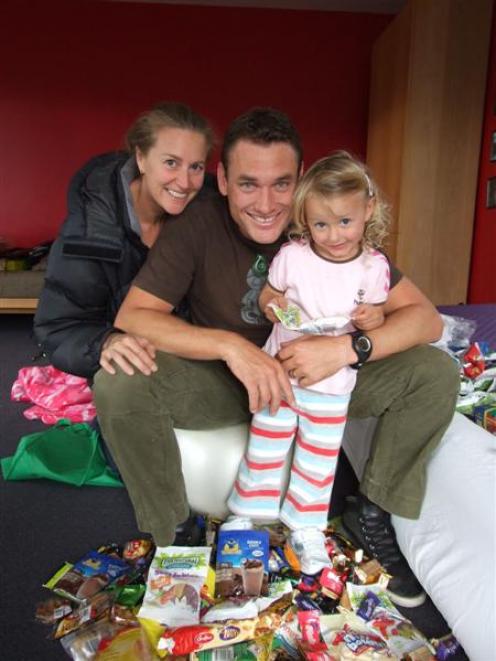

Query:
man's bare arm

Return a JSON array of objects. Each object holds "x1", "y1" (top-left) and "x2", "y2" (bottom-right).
[
  {"x1": 364, "y1": 276, "x2": 443, "y2": 358},
  {"x1": 115, "y1": 285, "x2": 294, "y2": 413},
  {"x1": 277, "y1": 276, "x2": 443, "y2": 387}
]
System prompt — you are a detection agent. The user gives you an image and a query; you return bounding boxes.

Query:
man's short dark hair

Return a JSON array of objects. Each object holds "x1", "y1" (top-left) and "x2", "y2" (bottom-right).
[{"x1": 221, "y1": 107, "x2": 303, "y2": 172}]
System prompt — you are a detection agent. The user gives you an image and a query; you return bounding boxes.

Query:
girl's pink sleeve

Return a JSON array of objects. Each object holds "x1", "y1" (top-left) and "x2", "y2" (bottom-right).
[{"x1": 368, "y1": 252, "x2": 391, "y2": 304}]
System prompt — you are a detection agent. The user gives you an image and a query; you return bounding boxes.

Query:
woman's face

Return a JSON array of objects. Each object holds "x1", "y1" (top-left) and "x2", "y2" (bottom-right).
[{"x1": 137, "y1": 126, "x2": 208, "y2": 215}]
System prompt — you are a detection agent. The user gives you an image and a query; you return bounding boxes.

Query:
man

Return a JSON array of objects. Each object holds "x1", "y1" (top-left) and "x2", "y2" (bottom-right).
[{"x1": 93, "y1": 108, "x2": 459, "y2": 608}]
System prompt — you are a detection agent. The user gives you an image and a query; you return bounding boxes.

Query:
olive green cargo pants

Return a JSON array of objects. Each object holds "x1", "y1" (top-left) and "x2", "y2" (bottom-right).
[{"x1": 93, "y1": 345, "x2": 459, "y2": 546}]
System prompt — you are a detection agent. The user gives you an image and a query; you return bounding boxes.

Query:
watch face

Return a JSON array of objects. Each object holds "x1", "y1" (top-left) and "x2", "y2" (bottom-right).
[{"x1": 356, "y1": 336, "x2": 372, "y2": 352}]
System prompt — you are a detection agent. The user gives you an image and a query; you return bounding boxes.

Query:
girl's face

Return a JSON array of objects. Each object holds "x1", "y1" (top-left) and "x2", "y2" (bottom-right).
[
  {"x1": 136, "y1": 126, "x2": 208, "y2": 216},
  {"x1": 305, "y1": 191, "x2": 374, "y2": 261}
]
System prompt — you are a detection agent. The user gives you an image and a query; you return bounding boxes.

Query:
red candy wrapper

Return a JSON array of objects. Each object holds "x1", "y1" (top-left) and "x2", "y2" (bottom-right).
[
  {"x1": 298, "y1": 610, "x2": 328, "y2": 654},
  {"x1": 463, "y1": 343, "x2": 485, "y2": 379},
  {"x1": 319, "y1": 567, "x2": 346, "y2": 600}
]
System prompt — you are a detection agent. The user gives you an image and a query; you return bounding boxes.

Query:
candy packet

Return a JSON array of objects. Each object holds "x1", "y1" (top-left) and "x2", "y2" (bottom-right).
[
  {"x1": 215, "y1": 529, "x2": 270, "y2": 598},
  {"x1": 157, "y1": 619, "x2": 257, "y2": 657},
  {"x1": 202, "y1": 578, "x2": 293, "y2": 623},
  {"x1": 95, "y1": 623, "x2": 158, "y2": 660},
  {"x1": 346, "y1": 583, "x2": 432, "y2": 657},
  {"x1": 268, "y1": 302, "x2": 350, "y2": 335},
  {"x1": 138, "y1": 546, "x2": 211, "y2": 627},
  {"x1": 367, "y1": 612, "x2": 431, "y2": 657},
  {"x1": 35, "y1": 596, "x2": 73, "y2": 624},
  {"x1": 59, "y1": 618, "x2": 121, "y2": 660},
  {"x1": 44, "y1": 550, "x2": 132, "y2": 604},
  {"x1": 190, "y1": 632, "x2": 274, "y2": 660},
  {"x1": 52, "y1": 591, "x2": 114, "y2": 639}
]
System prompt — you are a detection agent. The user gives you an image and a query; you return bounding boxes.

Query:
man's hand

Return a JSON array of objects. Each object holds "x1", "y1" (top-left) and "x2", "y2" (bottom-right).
[
  {"x1": 223, "y1": 337, "x2": 294, "y2": 415},
  {"x1": 277, "y1": 334, "x2": 355, "y2": 388},
  {"x1": 100, "y1": 332, "x2": 158, "y2": 376},
  {"x1": 352, "y1": 303, "x2": 385, "y2": 331}
]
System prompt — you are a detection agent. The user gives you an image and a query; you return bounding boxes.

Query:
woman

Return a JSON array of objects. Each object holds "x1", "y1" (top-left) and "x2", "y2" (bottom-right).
[
  {"x1": 34, "y1": 101, "x2": 215, "y2": 378},
  {"x1": 33, "y1": 102, "x2": 214, "y2": 544}
]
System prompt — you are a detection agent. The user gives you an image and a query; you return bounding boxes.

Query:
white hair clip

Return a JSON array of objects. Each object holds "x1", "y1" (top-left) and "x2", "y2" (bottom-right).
[{"x1": 364, "y1": 173, "x2": 374, "y2": 198}]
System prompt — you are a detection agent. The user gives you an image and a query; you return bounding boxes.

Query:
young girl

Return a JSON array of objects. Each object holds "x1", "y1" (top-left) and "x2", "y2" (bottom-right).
[{"x1": 227, "y1": 151, "x2": 392, "y2": 572}]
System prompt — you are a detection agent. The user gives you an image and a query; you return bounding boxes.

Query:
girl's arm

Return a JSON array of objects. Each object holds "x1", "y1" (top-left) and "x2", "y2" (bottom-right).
[
  {"x1": 258, "y1": 282, "x2": 288, "y2": 323},
  {"x1": 352, "y1": 303, "x2": 385, "y2": 331}
]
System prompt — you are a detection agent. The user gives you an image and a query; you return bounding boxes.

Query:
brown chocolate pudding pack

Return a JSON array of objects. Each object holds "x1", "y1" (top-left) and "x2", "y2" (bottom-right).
[{"x1": 215, "y1": 529, "x2": 270, "y2": 598}]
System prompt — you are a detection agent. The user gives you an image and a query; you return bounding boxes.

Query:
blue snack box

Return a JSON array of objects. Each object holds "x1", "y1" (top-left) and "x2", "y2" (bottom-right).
[{"x1": 215, "y1": 529, "x2": 270, "y2": 598}]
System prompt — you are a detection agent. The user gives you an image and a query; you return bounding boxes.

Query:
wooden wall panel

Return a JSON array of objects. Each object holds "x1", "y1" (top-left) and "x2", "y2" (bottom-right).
[
  {"x1": 367, "y1": 3, "x2": 412, "y2": 263},
  {"x1": 367, "y1": 0, "x2": 492, "y2": 304}
]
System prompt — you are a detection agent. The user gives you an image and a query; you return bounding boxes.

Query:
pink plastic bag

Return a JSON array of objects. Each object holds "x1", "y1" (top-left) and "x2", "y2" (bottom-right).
[{"x1": 11, "y1": 365, "x2": 96, "y2": 424}]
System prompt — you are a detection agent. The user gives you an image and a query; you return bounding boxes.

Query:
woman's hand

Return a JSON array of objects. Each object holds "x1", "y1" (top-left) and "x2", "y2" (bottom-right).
[
  {"x1": 352, "y1": 304, "x2": 385, "y2": 331},
  {"x1": 100, "y1": 332, "x2": 158, "y2": 376}
]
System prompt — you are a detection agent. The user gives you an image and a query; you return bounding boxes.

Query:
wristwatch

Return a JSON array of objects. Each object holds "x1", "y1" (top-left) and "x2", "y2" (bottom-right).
[{"x1": 349, "y1": 331, "x2": 373, "y2": 369}]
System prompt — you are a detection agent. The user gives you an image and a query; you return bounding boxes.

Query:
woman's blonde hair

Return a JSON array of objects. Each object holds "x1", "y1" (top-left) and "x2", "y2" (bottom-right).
[{"x1": 291, "y1": 150, "x2": 391, "y2": 250}]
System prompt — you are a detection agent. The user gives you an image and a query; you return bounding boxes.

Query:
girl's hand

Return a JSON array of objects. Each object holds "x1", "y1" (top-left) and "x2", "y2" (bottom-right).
[
  {"x1": 263, "y1": 296, "x2": 290, "y2": 324},
  {"x1": 100, "y1": 332, "x2": 158, "y2": 376},
  {"x1": 352, "y1": 304, "x2": 385, "y2": 331}
]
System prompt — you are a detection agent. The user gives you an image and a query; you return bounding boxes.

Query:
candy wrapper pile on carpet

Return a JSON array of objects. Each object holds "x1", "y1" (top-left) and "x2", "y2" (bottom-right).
[{"x1": 35, "y1": 519, "x2": 460, "y2": 660}]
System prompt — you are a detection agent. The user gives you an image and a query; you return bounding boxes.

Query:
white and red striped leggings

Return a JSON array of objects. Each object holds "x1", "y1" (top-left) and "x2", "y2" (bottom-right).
[{"x1": 227, "y1": 386, "x2": 350, "y2": 530}]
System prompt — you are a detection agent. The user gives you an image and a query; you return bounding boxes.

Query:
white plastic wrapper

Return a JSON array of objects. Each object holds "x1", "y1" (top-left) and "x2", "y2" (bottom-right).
[
  {"x1": 138, "y1": 546, "x2": 211, "y2": 628},
  {"x1": 268, "y1": 302, "x2": 350, "y2": 335},
  {"x1": 432, "y1": 314, "x2": 477, "y2": 352}
]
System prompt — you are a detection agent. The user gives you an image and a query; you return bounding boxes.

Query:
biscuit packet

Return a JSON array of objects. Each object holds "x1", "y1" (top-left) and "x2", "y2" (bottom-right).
[
  {"x1": 44, "y1": 551, "x2": 132, "y2": 604},
  {"x1": 138, "y1": 546, "x2": 211, "y2": 628}
]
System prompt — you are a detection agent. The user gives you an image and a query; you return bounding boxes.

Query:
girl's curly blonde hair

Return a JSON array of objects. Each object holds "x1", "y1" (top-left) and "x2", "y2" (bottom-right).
[{"x1": 290, "y1": 150, "x2": 391, "y2": 250}]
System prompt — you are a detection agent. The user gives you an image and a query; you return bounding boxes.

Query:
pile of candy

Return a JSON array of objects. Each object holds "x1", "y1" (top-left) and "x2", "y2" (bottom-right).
[
  {"x1": 455, "y1": 342, "x2": 496, "y2": 434},
  {"x1": 35, "y1": 520, "x2": 460, "y2": 660}
]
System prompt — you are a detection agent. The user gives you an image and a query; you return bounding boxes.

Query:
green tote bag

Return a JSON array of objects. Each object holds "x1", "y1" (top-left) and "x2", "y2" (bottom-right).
[{"x1": 1, "y1": 419, "x2": 123, "y2": 487}]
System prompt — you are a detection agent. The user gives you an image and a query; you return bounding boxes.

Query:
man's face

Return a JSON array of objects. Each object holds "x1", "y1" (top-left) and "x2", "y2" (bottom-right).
[{"x1": 217, "y1": 139, "x2": 299, "y2": 244}]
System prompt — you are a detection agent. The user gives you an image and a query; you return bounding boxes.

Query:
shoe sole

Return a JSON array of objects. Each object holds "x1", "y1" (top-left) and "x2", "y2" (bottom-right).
[
  {"x1": 386, "y1": 589, "x2": 427, "y2": 609},
  {"x1": 339, "y1": 517, "x2": 427, "y2": 609}
]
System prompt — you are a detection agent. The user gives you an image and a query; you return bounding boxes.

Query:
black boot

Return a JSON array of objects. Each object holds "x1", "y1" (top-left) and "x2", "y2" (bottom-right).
[
  {"x1": 342, "y1": 494, "x2": 426, "y2": 608},
  {"x1": 173, "y1": 511, "x2": 203, "y2": 546}
]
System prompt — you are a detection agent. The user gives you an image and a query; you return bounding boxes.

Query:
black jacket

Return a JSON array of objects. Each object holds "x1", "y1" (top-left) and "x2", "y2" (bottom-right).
[
  {"x1": 34, "y1": 152, "x2": 148, "y2": 378},
  {"x1": 34, "y1": 152, "x2": 214, "y2": 378}
]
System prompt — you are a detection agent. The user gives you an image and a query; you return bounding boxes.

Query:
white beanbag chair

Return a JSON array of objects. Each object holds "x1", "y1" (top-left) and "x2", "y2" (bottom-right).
[
  {"x1": 175, "y1": 419, "x2": 374, "y2": 518},
  {"x1": 392, "y1": 413, "x2": 496, "y2": 660},
  {"x1": 176, "y1": 424, "x2": 250, "y2": 518}
]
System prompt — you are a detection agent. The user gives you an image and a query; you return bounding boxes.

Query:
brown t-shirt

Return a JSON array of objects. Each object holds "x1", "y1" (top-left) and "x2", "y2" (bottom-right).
[
  {"x1": 135, "y1": 191, "x2": 285, "y2": 347},
  {"x1": 135, "y1": 190, "x2": 402, "y2": 348}
]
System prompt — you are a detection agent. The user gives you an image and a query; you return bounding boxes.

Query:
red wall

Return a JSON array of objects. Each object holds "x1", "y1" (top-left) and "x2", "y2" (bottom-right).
[
  {"x1": 0, "y1": 0, "x2": 390, "y2": 247},
  {"x1": 468, "y1": 6, "x2": 496, "y2": 303}
]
